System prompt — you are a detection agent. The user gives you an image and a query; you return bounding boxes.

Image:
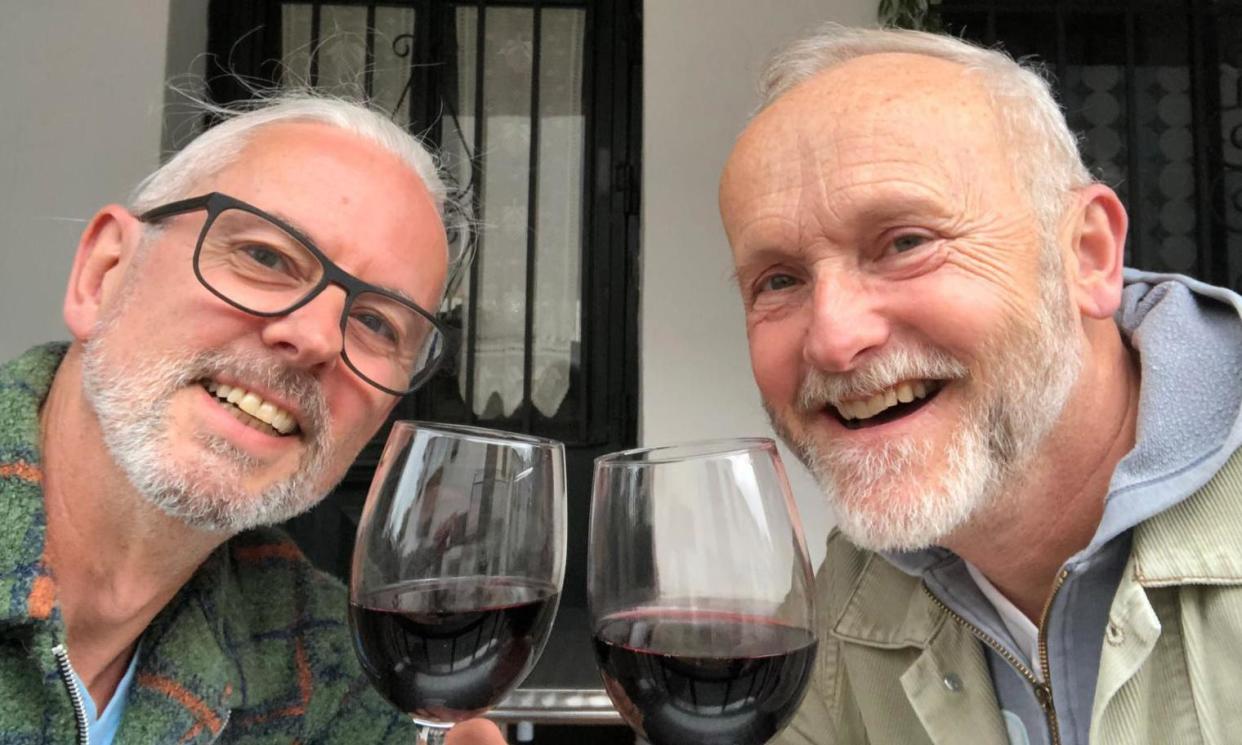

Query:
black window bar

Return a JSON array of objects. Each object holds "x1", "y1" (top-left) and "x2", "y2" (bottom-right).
[
  {"x1": 205, "y1": 1, "x2": 642, "y2": 619},
  {"x1": 208, "y1": 0, "x2": 639, "y2": 447},
  {"x1": 936, "y1": 0, "x2": 1242, "y2": 292}
]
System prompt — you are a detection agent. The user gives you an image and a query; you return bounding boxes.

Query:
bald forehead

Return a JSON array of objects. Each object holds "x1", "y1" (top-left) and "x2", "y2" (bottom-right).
[
  {"x1": 722, "y1": 53, "x2": 1011, "y2": 204},
  {"x1": 777, "y1": 53, "x2": 991, "y2": 115},
  {"x1": 766, "y1": 54, "x2": 994, "y2": 144}
]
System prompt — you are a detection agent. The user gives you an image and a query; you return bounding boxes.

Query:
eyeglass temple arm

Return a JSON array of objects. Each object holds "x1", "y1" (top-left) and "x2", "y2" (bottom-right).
[{"x1": 137, "y1": 194, "x2": 217, "y2": 222}]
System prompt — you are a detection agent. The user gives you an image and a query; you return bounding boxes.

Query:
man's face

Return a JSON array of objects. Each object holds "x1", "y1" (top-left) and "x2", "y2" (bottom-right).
[
  {"x1": 719, "y1": 54, "x2": 1083, "y2": 552},
  {"x1": 81, "y1": 122, "x2": 448, "y2": 532}
]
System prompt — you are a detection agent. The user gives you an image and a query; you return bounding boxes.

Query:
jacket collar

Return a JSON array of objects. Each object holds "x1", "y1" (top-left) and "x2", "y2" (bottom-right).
[
  {"x1": 825, "y1": 542, "x2": 1010, "y2": 743},
  {"x1": 0, "y1": 343, "x2": 68, "y2": 626},
  {"x1": 830, "y1": 551, "x2": 943, "y2": 648},
  {"x1": 1130, "y1": 446, "x2": 1242, "y2": 586},
  {"x1": 831, "y1": 444, "x2": 1242, "y2": 650},
  {"x1": 138, "y1": 539, "x2": 246, "y2": 713}
]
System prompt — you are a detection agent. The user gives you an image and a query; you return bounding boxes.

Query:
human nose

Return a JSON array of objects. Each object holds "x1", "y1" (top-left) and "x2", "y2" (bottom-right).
[
  {"x1": 802, "y1": 273, "x2": 890, "y2": 372},
  {"x1": 258, "y1": 286, "x2": 345, "y2": 371}
]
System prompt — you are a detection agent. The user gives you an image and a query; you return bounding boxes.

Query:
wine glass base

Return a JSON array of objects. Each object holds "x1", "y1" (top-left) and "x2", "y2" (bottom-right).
[{"x1": 411, "y1": 718, "x2": 452, "y2": 745}]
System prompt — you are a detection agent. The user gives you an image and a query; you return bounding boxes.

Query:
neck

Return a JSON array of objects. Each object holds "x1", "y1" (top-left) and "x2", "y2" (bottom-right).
[
  {"x1": 39, "y1": 345, "x2": 225, "y2": 709},
  {"x1": 946, "y1": 321, "x2": 1140, "y2": 622}
]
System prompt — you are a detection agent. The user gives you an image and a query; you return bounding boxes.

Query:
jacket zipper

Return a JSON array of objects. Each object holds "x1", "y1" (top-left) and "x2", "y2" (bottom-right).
[
  {"x1": 51, "y1": 644, "x2": 231, "y2": 744},
  {"x1": 208, "y1": 710, "x2": 231, "y2": 744},
  {"x1": 1034, "y1": 569, "x2": 1070, "y2": 745},
  {"x1": 923, "y1": 569, "x2": 1069, "y2": 745},
  {"x1": 51, "y1": 644, "x2": 90, "y2": 745}
]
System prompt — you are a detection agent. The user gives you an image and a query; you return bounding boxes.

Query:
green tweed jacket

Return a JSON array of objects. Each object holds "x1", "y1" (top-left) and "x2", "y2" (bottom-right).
[{"x1": 0, "y1": 343, "x2": 412, "y2": 743}]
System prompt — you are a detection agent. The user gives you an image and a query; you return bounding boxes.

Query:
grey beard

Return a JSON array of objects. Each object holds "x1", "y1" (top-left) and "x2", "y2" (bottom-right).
[
  {"x1": 82, "y1": 338, "x2": 336, "y2": 534},
  {"x1": 771, "y1": 272, "x2": 1084, "y2": 553}
]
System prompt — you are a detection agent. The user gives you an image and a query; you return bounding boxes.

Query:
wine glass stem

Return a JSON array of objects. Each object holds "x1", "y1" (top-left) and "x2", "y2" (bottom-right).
[{"x1": 414, "y1": 724, "x2": 449, "y2": 745}]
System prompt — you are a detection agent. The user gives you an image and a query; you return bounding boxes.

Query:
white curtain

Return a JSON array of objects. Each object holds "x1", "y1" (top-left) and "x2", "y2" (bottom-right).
[{"x1": 454, "y1": 7, "x2": 585, "y2": 419}]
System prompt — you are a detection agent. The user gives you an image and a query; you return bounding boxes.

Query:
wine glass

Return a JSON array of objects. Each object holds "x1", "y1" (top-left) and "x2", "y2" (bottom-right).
[
  {"x1": 588, "y1": 438, "x2": 817, "y2": 745},
  {"x1": 349, "y1": 421, "x2": 566, "y2": 745}
]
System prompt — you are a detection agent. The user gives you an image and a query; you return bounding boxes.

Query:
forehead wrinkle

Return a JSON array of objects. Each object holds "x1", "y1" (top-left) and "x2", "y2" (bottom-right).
[
  {"x1": 794, "y1": 117, "x2": 966, "y2": 224},
  {"x1": 725, "y1": 55, "x2": 1010, "y2": 251},
  {"x1": 794, "y1": 128, "x2": 840, "y2": 248},
  {"x1": 823, "y1": 172, "x2": 956, "y2": 208},
  {"x1": 818, "y1": 60, "x2": 1012, "y2": 179},
  {"x1": 812, "y1": 165, "x2": 962, "y2": 239},
  {"x1": 726, "y1": 186, "x2": 803, "y2": 256}
]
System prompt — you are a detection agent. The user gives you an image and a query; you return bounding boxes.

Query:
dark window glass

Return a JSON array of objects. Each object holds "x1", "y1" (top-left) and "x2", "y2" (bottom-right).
[{"x1": 939, "y1": 0, "x2": 1242, "y2": 291}]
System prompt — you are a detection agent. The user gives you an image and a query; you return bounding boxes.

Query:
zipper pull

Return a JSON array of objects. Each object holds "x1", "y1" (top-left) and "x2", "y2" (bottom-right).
[{"x1": 1034, "y1": 682, "x2": 1054, "y2": 712}]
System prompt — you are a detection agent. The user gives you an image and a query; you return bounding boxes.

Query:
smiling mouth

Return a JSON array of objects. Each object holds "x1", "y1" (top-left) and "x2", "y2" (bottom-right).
[
  {"x1": 830, "y1": 380, "x2": 945, "y2": 430},
  {"x1": 201, "y1": 380, "x2": 299, "y2": 437}
]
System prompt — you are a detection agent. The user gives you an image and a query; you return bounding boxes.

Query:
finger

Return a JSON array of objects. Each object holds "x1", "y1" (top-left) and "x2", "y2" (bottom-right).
[{"x1": 444, "y1": 718, "x2": 508, "y2": 744}]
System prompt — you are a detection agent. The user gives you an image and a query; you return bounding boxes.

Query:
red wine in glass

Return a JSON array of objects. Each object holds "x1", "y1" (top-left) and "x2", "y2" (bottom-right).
[
  {"x1": 351, "y1": 422, "x2": 567, "y2": 744},
  {"x1": 593, "y1": 610, "x2": 817, "y2": 745},
  {"x1": 351, "y1": 576, "x2": 560, "y2": 722},
  {"x1": 589, "y1": 439, "x2": 818, "y2": 745}
]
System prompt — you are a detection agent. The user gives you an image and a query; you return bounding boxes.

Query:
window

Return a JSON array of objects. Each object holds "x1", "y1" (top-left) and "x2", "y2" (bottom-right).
[
  {"x1": 206, "y1": 0, "x2": 641, "y2": 698},
  {"x1": 939, "y1": 0, "x2": 1242, "y2": 291}
]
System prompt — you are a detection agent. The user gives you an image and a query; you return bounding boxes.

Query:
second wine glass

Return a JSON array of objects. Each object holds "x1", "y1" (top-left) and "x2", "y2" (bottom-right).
[
  {"x1": 588, "y1": 438, "x2": 818, "y2": 745},
  {"x1": 349, "y1": 421, "x2": 566, "y2": 745}
]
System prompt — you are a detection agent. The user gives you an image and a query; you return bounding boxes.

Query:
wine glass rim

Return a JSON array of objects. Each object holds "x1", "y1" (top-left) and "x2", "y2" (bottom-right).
[
  {"x1": 389, "y1": 420, "x2": 564, "y2": 449},
  {"x1": 596, "y1": 436, "x2": 776, "y2": 466}
]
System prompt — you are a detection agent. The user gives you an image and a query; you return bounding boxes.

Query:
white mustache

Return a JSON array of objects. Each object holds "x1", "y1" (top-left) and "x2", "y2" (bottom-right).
[{"x1": 796, "y1": 344, "x2": 969, "y2": 409}]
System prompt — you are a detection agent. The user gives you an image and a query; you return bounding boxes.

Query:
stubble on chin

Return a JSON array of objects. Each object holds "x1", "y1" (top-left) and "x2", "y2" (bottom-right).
[{"x1": 82, "y1": 336, "x2": 338, "y2": 534}]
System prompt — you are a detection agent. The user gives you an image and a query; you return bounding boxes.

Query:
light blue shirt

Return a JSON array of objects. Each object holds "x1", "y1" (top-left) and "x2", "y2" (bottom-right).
[{"x1": 71, "y1": 646, "x2": 141, "y2": 745}]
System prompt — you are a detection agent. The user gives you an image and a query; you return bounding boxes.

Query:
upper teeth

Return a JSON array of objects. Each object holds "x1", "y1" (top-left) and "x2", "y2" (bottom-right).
[
  {"x1": 834, "y1": 380, "x2": 935, "y2": 421},
  {"x1": 205, "y1": 381, "x2": 298, "y2": 435}
]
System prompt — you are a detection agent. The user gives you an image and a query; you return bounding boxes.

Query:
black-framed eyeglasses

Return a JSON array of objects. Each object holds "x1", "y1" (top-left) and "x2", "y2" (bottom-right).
[{"x1": 138, "y1": 192, "x2": 449, "y2": 396}]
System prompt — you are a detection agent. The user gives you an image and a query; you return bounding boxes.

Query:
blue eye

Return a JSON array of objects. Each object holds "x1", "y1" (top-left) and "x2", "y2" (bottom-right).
[
  {"x1": 242, "y1": 244, "x2": 290, "y2": 270},
  {"x1": 890, "y1": 234, "x2": 931, "y2": 254},
  {"x1": 760, "y1": 274, "x2": 799, "y2": 293},
  {"x1": 354, "y1": 311, "x2": 398, "y2": 342}
]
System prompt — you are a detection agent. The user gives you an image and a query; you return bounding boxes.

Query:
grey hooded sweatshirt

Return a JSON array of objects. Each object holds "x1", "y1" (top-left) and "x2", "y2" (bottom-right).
[{"x1": 884, "y1": 269, "x2": 1242, "y2": 745}]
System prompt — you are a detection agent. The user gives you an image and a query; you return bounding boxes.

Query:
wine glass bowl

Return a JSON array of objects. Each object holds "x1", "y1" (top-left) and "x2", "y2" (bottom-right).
[
  {"x1": 349, "y1": 421, "x2": 566, "y2": 742},
  {"x1": 588, "y1": 438, "x2": 817, "y2": 745}
]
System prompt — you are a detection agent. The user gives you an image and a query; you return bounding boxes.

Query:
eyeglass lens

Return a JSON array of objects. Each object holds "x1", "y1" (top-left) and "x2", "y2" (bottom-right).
[{"x1": 197, "y1": 207, "x2": 442, "y2": 392}]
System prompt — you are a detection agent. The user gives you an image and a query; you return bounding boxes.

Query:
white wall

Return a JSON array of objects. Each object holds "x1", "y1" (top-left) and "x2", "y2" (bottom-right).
[
  {"x1": 642, "y1": 0, "x2": 879, "y2": 567},
  {"x1": 162, "y1": 0, "x2": 211, "y2": 155},
  {"x1": 0, "y1": 2, "x2": 173, "y2": 361},
  {"x1": 0, "y1": 0, "x2": 877, "y2": 566}
]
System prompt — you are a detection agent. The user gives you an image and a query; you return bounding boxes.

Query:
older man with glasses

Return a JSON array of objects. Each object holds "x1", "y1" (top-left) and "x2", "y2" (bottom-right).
[{"x1": 0, "y1": 95, "x2": 504, "y2": 744}]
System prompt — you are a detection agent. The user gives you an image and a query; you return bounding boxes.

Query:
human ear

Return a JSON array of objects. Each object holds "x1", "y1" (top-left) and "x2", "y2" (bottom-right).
[
  {"x1": 62, "y1": 205, "x2": 144, "y2": 340},
  {"x1": 1064, "y1": 184, "x2": 1128, "y2": 320}
]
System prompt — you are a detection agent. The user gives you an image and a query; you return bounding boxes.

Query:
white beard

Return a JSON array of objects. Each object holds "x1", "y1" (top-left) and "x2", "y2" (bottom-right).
[
  {"x1": 774, "y1": 267, "x2": 1083, "y2": 553},
  {"x1": 82, "y1": 322, "x2": 337, "y2": 534}
]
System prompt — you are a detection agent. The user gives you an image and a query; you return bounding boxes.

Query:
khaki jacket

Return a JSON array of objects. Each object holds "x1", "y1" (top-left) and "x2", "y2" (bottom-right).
[{"x1": 776, "y1": 449, "x2": 1242, "y2": 745}]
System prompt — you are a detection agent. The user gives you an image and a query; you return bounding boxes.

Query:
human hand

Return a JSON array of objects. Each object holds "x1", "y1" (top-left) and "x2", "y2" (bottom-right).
[{"x1": 444, "y1": 719, "x2": 508, "y2": 744}]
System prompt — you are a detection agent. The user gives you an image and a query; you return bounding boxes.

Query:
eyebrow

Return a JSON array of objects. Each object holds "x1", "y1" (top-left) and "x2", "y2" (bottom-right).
[
  {"x1": 730, "y1": 243, "x2": 809, "y2": 287},
  {"x1": 840, "y1": 182, "x2": 960, "y2": 225},
  {"x1": 386, "y1": 285, "x2": 422, "y2": 307}
]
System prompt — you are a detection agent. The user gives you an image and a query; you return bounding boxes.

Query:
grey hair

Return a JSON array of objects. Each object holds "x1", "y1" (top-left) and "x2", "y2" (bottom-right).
[
  {"x1": 757, "y1": 24, "x2": 1094, "y2": 234},
  {"x1": 129, "y1": 91, "x2": 473, "y2": 301}
]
